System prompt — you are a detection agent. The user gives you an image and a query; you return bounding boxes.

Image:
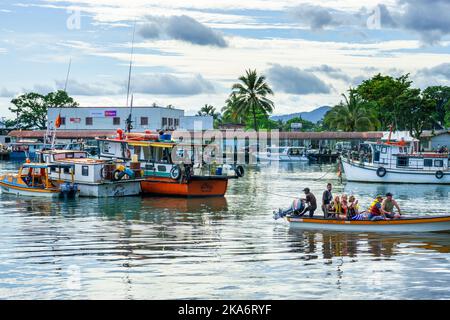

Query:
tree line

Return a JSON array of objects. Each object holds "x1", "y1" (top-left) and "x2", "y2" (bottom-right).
[
  {"x1": 3, "y1": 70, "x2": 450, "y2": 138},
  {"x1": 198, "y1": 71, "x2": 450, "y2": 139}
]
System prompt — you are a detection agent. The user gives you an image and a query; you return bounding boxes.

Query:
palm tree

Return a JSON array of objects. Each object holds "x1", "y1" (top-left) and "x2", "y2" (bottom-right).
[
  {"x1": 221, "y1": 93, "x2": 245, "y2": 124},
  {"x1": 230, "y1": 69, "x2": 274, "y2": 131},
  {"x1": 324, "y1": 90, "x2": 380, "y2": 132},
  {"x1": 197, "y1": 104, "x2": 222, "y2": 128}
]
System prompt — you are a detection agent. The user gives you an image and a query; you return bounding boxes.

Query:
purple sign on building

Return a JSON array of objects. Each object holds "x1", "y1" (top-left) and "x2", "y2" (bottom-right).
[{"x1": 104, "y1": 110, "x2": 117, "y2": 117}]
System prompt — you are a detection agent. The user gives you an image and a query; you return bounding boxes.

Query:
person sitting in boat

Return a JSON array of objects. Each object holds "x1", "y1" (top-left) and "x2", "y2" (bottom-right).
[
  {"x1": 337, "y1": 194, "x2": 349, "y2": 220},
  {"x1": 328, "y1": 195, "x2": 341, "y2": 218},
  {"x1": 299, "y1": 188, "x2": 317, "y2": 218},
  {"x1": 368, "y1": 195, "x2": 388, "y2": 221},
  {"x1": 273, "y1": 198, "x2": 306, "y2": 220},
  {"x1": 382, "y1": 193, "x2": 402, "y2": 219},
  {"x1": 347, "y1": 195, "x2": 360, "y2": 219}
]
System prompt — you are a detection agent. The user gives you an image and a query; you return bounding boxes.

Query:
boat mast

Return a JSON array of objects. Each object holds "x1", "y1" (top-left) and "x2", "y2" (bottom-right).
[
  {"x1": 125, "y1": 20, "x2": 137, "y2": 133},
  {"x1": 64, "y1": 58, "x2": 72, "y2": 92}
]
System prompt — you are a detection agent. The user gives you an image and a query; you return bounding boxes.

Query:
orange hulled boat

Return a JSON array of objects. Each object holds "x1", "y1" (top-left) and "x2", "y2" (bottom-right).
[{"x1": 96, "y1": 130, "x2": 244, "y2": 197}]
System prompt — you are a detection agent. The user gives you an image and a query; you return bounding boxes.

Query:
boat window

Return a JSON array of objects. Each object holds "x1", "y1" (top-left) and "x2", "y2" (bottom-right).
[
  {"x1": 434, "y1": 160, "x2": 444, "y2": 167},
  {"x1": 374, "y1": 151, "x2": 380, "y2": 162},
  {"x1": 66, "y1": 153, "x2": 74, "y2": 158},
  {"x1": 396, "y1": 157, "x2": 408, "y2": 167},
  {"x1": 82, "y1": 166, "x2": 89, "y2": 176},
  {"x1": 381, "y1": 146, "x2": 387, "y2": 154},
  {"x1": 101, "y1": 141, "x2": 111, "y2": 154},
  {"x1": 157, "y1": 165, "x2": 167, "y2": 172},
  {"x1": 424, "y1": 159, "x2": 433, "y2": 167},
  {"x1": 134, "y1": 146, "x2": 142, "y2": 159},
  {"x1": 143, "y1": 146, "x2": 152, "y2": 161},
  {"x1": 145, "y1": 164, "x2": 154, "y2": 170},
  {"x1": 50, "y1": 167, "x2": 56, "y2": 173},
  {"x1": 63, "y1": 167, "x2": 71, "y2": 174}
]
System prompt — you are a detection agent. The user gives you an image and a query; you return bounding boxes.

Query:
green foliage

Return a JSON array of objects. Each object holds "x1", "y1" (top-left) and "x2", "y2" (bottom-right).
[
  {"x1": 423, "y1": 86, "x2": 450, "y2": 129},
  {"x1": 324, "y1": 90, "x2": 380, "y2": 132},
  {"x1": 356, "y1": 74, "x2": 412, "y2": 129},
  {"x1": 282, "y1": 117, "x2": 316, "y2": 132},
  {"x1": 229, "y1": 69, "x2": 275, "y2": 131},
  {"x1": 197, "y1": 104, "x2": 222, "y2": 129},
  {"x1": 2, "y1": 118, "x2": 19, "y2": 129},
  {"x1": 9, "y1": 90, "x2": 79, "y2": 130},
  {"x1": 396, "y1": 88, "x2": 435, "y2": 139}
]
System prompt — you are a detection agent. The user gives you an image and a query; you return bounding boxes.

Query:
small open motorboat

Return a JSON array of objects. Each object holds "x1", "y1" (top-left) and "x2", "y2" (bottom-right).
[
  {"x1": 0, "y1": 163, "x2": 79, "y2": 198},
  {"x1": 285, "y1": 215, "x2": 450, "y2": 233}
]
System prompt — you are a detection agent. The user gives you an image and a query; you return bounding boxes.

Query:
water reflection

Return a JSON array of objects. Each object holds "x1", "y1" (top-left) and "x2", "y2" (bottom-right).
[
  {"x1": 286, "y1": 228, "x2": 450, "y2": 260},
  {"x1": 1, "y1": 161, "x2": 450, "y2": 299}
]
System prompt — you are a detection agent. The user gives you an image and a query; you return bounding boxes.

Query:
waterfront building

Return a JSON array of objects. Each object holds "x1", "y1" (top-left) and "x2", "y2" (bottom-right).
[
  {"x1": 420, "y1": 130, "x2": 450, "y2": 151},
  {"x1": 47, "y1": 106, "x2": 213, "y2": 131}
]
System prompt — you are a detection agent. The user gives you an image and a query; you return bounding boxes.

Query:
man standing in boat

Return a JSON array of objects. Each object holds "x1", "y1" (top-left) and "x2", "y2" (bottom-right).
[
  {"x1": 382, "y1": 193, "x2": 402, "y2": 219},
  {"x1": 299, "y1": 188, "x2": 317, "y2": 218},
  {"x1": 322, "y1": 183, "x2": 333, "y2": 218}
]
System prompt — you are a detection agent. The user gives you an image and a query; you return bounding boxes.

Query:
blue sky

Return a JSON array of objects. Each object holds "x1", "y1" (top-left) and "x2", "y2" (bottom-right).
[{"x1": 1, "y1": 0, "x2": 450, "y2": 118}]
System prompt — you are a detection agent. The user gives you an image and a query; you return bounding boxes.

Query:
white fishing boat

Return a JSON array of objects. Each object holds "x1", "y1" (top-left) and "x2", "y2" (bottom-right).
[
  {"x1": 38, "y1": 150, "x2": 142, "y2": 197},
  {"x1": 254, "y1": 146, "x2": 309, "y2": 162},
  {"x1": 340, "y1": 131, "x2": 450, "y2": 184}
]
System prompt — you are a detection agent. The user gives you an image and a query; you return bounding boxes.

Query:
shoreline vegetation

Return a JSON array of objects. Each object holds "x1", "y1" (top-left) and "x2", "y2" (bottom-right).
[{"x1": 3, "y1": 70, "x2": 450, "y2": 139}]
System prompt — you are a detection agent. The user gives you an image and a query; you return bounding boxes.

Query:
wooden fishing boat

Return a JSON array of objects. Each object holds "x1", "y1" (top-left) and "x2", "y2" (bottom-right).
[
  {"x1": 0, "y1": 163, "x2": 78, "y2": 198},
  {"x1": 286, "y1": 215, "x2": 450, "y2": 233},
  {"x1": 96, "y1": 131, "x2": 245, "y2": 197}
]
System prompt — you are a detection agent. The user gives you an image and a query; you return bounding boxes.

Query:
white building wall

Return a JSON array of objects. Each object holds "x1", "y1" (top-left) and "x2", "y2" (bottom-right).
[
  {"x1": 47, "y1": 107, "x2": 185, "y2": 131},
  {"x1": 179, "y1": 116, "x2": 214, "y2": 130}
]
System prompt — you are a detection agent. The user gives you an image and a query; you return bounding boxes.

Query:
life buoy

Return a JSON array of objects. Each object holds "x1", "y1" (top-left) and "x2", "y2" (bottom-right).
[
  {"x1": 435, "y1": 170, "x2": 444, "y2": 179},
  {"x1": 112, "y1": 169, "x2": 124, "y2": 181},
  {"x1": 376, "y1": 167, "x2": 387, "y2": 177},
  {"x1": 235, "y1": 165, "x2": 245, "y2": 178},
  {"x1": 170, "y1": 165, "x2": 181, "y2": 180}
]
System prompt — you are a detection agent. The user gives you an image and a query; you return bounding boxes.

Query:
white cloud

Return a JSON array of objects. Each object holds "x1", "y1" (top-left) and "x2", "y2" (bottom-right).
[{"x1": 0, "y1": 87, "x2": 15, "y2": 97}]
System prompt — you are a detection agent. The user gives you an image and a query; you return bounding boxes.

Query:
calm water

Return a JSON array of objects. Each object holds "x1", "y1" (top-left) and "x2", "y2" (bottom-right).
[{"x1": 1, "y1": 161, "x2": 450, "y2": 300}]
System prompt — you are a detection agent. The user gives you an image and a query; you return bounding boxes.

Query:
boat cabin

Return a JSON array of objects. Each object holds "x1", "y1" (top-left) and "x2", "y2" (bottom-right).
[
  {"x1": 38, "y1": 150, "x2": 126, "y2": 184},
  {"x1": 18, "y1": 163, "x2": 75, "y2": 188},
  {"x1": 361, "y1": 141, "x2": 449, "y2": 171}
]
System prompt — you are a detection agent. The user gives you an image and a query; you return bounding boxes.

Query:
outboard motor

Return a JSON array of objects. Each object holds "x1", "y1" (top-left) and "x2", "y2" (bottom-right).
[{"x1": 60, "y1": 182, "x2": 79, "y2": 199}]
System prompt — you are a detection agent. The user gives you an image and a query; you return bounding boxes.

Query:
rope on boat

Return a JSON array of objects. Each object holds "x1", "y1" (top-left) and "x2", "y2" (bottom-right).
[{"x1": 266, "y1": 166, "x2": 340, "y2": 199}]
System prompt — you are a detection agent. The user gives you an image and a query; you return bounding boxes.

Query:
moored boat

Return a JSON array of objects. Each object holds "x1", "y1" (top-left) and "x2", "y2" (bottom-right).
[
  {"x1": 97, "y1": 130, "x2": 245, "y2": 197},
  {"x1": 38, "y1": 149, "x2": 143, "y2": 197},
  {"x1": 0, "y1": 163, "x2": 78, "y2": 198},
  {"x1": 341, "y1": 131, "x2": 450, "y2": 184},
  {"x1": 286, "y1": 215, "x2": 450, "y2": 233},
  {"x1": 254, "y1": 146, "x2": 309, "y2": 162}
]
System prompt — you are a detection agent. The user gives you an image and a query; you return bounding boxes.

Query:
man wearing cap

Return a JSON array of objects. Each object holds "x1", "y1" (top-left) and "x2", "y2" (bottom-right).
[
  {"x1": 299, "y1": 188, "x2": 317, "y2": 218},
  {"x1": 382, "y1": 193, "x2": 402, "y2": 219}
]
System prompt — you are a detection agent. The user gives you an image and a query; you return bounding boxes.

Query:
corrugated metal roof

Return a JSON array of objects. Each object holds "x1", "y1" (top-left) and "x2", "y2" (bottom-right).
[
  {"x1": 8, "y1": 130, "x2": 385, "y2": 140},
  {"x1": 8, "y1": 130, "x2": 116, "y2": 139}
]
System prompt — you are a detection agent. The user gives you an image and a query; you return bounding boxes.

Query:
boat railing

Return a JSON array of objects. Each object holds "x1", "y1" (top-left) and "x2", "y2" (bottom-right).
[{"x1": 342, "y1": 152, "x2": 449, "y2": 171}]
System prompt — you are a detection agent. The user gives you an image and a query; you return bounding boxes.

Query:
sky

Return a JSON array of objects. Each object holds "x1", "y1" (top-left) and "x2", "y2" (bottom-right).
[{"x1": 0, "y1": 0, "x2": 450, "y2": 118}]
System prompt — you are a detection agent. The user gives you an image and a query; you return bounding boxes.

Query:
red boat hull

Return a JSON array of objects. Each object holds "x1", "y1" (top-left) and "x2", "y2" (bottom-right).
[{"x1": 141, "y1": 176, "x2": 229, "y2": 197}]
